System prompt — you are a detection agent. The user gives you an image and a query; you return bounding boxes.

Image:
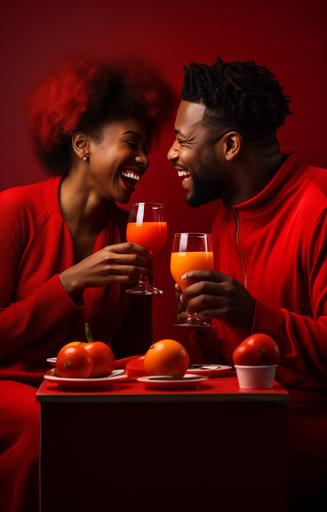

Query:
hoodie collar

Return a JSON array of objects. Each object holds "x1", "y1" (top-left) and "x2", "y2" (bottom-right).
[{"x1": 231, "y1": 154, "x2": 305, "y2": 217}]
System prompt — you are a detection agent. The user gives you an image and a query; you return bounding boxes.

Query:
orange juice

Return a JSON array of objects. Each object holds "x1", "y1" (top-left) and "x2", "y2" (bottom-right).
[
  {"x1": 170, "y1": 251, "x2": 214, "y2": 290},
  {"x1": 127, "y1": 222, "x2": 168, "y2": 255}
]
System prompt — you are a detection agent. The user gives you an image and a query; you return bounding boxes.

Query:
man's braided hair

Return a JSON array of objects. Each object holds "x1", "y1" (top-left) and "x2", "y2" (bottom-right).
[{"x1": 182, "y1": 57, "x2": 291, "y2": 140}]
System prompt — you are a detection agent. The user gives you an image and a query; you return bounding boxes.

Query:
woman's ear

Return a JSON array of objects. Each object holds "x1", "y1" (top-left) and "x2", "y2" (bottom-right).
[
  {"x1": 219, "y1": 131, "x2": 243, "y2": 161},
  {"x1": 72, "y1": 131, "x2": 90, "y2": 161}
]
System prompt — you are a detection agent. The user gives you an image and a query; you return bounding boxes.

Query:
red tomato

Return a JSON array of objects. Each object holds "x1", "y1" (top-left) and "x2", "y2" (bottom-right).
[
  {"x1": 83, "y1": 342, "x2": 115, "y2": 377},
  {"x1": 56, "y1": 346, "x2": 93, "y2": 378},
  {"x1": 233, "y1": 333, "x2": 280, "y2": 366},
  {"x1": 61, "y1": 341, "x2": 86, "y2": 349}
]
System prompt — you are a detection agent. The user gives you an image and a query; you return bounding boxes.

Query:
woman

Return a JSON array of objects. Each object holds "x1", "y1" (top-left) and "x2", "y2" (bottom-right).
[{"x1": 0, "y1": 57, "x2": 174, "y2": 512}]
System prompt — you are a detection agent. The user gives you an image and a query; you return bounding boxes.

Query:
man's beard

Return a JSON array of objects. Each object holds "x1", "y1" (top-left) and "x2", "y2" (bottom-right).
[{"x1": 186, "y1": 152, "x2": 226, "y2": 207}]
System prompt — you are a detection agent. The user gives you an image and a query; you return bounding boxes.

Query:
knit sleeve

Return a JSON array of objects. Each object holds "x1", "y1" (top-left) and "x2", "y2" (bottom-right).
[
  {"x1": 0, "y1": 191, "x2": 82, "y2": 360},
  {"x1": 252, "y1": 210, "x2": 327, "y2": 384}
]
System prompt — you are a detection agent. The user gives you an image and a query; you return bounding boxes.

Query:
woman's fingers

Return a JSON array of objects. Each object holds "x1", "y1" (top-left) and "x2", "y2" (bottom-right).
[
  {"x1": 103, "y1": 245, "x2": 152, "y2": 269},
  {"x1": 104, "y1": 264, "x2": 150, "y2": 276},
  {"x1": 108, "y1": 242, "x2": 151, "y2": 257}
]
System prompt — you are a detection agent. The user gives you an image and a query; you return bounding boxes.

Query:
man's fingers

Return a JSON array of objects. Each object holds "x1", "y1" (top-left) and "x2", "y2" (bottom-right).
[
  {"x1": 187, "y1": 294, "x2": 227, "y2": 313},
  {"x1": 175, "y1": 286, "x2": 182, "y2": 300},
  {"x1": 177, "y1": 310, "x2": 188, "y2": 322},
  {"x1": 181, "y1": 270, "x2": 230, "y2": 283},
  {"x1": 197, "y1": 307, "x2": 229, "y2": 320},
  {"x1": 182, "y1": 280, "x2": 232, "y2": 301}
]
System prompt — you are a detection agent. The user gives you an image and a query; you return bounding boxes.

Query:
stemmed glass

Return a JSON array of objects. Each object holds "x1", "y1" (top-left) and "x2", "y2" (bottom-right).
[
  {"x1": 170, "y1": 233, "x2": 214, "y2": 327},
  {"x1": 126, "y1": 202, "x2": 167, "y2": 295}
]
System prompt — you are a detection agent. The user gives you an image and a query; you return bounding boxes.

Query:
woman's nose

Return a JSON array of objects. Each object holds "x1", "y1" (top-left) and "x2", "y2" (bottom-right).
[{"x1": 135, "y1": 150, "x2": 148, "y2": 168}]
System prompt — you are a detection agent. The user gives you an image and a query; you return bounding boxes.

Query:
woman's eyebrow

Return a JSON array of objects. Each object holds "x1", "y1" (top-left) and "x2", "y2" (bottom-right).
[{"x1": 123, "y1": 130, "x2": 142, "y2": 137}]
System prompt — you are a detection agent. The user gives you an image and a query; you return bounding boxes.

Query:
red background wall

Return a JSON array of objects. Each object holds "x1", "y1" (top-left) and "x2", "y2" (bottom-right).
[{"x1": 1, "y1": 0, "x2": 326, "y2": 345}]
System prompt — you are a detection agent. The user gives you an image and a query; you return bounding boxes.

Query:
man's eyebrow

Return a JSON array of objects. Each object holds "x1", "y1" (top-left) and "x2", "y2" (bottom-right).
[{"x1": 174, "y1": 129, "x2": 187, "y2": 138}]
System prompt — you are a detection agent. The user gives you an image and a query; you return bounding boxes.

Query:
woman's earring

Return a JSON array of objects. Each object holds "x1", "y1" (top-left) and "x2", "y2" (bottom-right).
[{"x1": 82, "y1": 155, "x2": 89, "y2": 162}]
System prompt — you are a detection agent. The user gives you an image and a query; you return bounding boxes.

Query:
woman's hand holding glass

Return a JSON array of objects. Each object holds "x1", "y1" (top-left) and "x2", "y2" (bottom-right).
[{"x1": 59, "y1": 242, "x2": 152, "y2": 297}]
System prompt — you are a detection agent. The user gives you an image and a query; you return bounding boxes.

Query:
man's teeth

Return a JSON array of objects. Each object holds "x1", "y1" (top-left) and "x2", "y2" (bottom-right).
[
  {"x1": 121, "y1": 170, "x2": 141, "y2": 181},
  {"x1": 178, "y1": 169, "x2": 190, "y2": 177}
]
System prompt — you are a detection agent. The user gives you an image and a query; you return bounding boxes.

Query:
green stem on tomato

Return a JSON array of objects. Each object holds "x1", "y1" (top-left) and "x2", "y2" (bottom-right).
[{"x1": 84, "y1": 322, "x2": 93, "y2": 342}]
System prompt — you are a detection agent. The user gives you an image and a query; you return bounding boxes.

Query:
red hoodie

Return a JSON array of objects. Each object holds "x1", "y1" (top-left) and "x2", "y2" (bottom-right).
[
  {"x1": 0, "y1": 177, "x2": 152, "y2": 383},
  {"x1": 195, "y1": 155, "x2": 327, "y2": 392}
]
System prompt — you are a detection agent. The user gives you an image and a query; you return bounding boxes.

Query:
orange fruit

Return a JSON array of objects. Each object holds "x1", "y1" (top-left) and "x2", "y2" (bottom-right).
[{"x1": 144, "y1": 339, "x2": 190, "y2": 378}]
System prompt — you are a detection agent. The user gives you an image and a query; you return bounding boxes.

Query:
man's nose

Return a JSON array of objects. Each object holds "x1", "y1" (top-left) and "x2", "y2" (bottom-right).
[{"x1": 167, "y1": 140, "x2": 178, "y2": 161}]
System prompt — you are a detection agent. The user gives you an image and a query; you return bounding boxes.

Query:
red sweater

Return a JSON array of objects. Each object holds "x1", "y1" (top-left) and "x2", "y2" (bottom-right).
[
  {"x1": 206, "y1": 154, "x2": 327, "y2": 391},
  {"x1": 0, "y1": 177, "x2": 152, "y2": 383}
]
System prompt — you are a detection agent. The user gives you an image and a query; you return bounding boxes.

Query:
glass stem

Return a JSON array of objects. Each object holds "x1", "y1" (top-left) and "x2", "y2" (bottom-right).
[
  {"x1": 187, "y1": 312, "x2": 200, "y2": 321},
  {"x1": 138, "y1": 273, "x2": 150, "y2": 288}
]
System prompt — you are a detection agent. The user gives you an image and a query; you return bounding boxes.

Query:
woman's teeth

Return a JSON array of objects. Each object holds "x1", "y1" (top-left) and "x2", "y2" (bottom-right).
[{"x1": 121, "y1": 170, "x2": 141, "y2": 182}]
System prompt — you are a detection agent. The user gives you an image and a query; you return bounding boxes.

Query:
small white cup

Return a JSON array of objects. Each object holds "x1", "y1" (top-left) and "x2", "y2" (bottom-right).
[{"x1": 234, "y1": 365, "x2": 278, "y2": 389}]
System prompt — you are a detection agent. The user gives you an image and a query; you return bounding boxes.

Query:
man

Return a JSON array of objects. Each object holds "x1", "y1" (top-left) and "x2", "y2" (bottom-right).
[{"x1": 167, "y1": 57, "x2": 327, "y2": 510}]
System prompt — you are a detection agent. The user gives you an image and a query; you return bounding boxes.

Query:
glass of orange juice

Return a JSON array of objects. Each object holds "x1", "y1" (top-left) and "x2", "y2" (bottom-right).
[
  {"x1": 170, "y1": 233, "x2": 214, "y2": 327},
  {"x1": 126, "y1": 202, "x2": 167, "y2": 295}
]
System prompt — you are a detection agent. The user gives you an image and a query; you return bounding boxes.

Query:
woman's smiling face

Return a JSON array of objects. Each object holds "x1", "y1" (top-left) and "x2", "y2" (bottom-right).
[{"x1": 85, "y1": 118, "x2": 149, "y2": 203}]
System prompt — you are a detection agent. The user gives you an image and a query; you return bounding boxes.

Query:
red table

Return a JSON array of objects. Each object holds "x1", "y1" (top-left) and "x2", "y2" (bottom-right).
[{"x1": 37, "y1": 375, "x2": 288, "y2": 512}]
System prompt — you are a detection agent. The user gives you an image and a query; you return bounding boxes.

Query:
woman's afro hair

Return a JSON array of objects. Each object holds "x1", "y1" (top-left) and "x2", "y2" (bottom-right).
[{"x1": 27, "y1": 57, "x2": 176, "y2": 174}]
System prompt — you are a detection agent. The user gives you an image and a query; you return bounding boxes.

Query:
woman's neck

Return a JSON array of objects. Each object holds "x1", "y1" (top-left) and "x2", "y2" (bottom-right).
[{"x1": 59, "y1": 170, "x2": 112, "y2": 238}]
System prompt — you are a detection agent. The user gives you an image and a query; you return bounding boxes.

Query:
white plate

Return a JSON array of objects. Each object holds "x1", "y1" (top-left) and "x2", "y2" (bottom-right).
[
  {"x1": 137, "y1": 374, "x2": 207, "y2": 390},
  {"x1": 44, "y1": 368, "x2": 125, "y2": 390},
  {"x1": 186, "y1": 364, "x2": 233, "y2": 377}
]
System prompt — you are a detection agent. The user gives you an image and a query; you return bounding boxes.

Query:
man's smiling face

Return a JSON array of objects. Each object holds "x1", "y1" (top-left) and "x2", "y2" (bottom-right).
[{"x1": 167, "y1": 100, "x2": 229, "y2": 207}]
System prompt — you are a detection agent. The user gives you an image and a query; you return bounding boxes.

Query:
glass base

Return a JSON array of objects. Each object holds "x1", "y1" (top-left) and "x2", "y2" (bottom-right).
[
  {"x1": 126, "y1": 285, "x2": 163, "y2": 296},
  {"x1": 174, "y1": 317, "x2": 211, "y2": 328}
]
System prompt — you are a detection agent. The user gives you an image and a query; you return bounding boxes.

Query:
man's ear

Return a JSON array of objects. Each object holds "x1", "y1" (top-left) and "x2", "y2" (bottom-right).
[
  {"x1": 218, "y1": 131, "x2": 243, "y2": 161},
  {"x1": 72, "y1": 131, "x2": 90, "y2": 160}
]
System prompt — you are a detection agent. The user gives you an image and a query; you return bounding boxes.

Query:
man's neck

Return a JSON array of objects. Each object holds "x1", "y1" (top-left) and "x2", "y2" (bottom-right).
[{"x1": 228, "y1": 141, "x2": 285, "y2": 205}]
